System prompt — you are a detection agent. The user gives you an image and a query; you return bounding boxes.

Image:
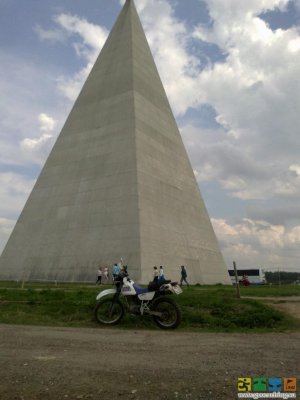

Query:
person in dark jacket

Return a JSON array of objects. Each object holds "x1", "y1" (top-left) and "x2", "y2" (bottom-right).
[{"x1": 180, "y1": 265, "x2": 189, "y2": 287}]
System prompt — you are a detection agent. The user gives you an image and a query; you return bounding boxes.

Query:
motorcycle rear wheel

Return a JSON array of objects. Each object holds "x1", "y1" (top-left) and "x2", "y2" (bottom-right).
[
  {"x1": 94, "y1": 298, "x2": 124, "y2": 325},
  {"x1": 152, "y1": 297, "x2": 181, "y2": 329}
]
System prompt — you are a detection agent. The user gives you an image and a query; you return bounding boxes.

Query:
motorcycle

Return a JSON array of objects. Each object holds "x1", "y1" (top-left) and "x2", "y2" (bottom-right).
[
  {"x1": 239, "y1": 275, "x2": 250, "y2": 286},
  {"x1": 94, "y1": 269, "x2": 183, "y2": 329}
]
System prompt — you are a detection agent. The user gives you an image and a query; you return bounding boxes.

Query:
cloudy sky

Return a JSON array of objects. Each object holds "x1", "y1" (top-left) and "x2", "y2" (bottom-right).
[{"x1": 1, "y1": 0, "x2": 300, "y2": 272}]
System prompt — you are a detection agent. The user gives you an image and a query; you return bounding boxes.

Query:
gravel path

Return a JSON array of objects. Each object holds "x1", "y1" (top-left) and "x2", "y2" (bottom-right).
[{"x1": 0, "y1": 324, "x2": 299, "y2": 399}]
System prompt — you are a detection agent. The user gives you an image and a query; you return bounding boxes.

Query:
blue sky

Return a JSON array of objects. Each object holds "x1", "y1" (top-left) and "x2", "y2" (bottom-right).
[{"x1": 1, "y1": 0, "x2": 300, "y2": 272}]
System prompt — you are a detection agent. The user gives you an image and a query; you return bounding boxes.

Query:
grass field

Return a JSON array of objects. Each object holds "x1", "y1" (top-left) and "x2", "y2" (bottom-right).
[{"x1": 0, "y1": 282, "x2": 299, "y2": 332}]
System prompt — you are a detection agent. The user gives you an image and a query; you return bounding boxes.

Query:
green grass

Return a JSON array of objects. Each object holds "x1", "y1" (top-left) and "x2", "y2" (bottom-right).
[
  {"x1": 0, "y1": 287, "x2": 95, "y2": 327},
  {"x1": 193, "y1": 283, "x2": 300, "y2": 297},
  {"x1": 0, "y1": 283, "x2": 299, "y2": 332},
  {"x1": 179, "y1": 286, "x2": 299, "y2": 332},
  {"x1": 238, "y1": 284, "x2": 300, "y2": 297}
]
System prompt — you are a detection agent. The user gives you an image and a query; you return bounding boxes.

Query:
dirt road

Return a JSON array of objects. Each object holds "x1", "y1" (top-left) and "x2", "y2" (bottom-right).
[
  {"x1": 255, "y1": 296, "x2": 300, "y2": 320},
  {"x1": 0, "y1": 324, "x2": 299, "y2": 400}
]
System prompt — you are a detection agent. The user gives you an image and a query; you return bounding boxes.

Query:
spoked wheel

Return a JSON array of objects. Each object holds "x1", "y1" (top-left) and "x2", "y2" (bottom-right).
[
  {"x1": 152, "y1": 297, "x2": 181, "y2": 329},
  {"x1": 94, "y1": 298, "x2": 124, "y2": 325}
]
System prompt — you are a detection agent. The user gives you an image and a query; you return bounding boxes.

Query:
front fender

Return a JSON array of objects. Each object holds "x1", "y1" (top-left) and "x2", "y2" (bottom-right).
[{"x1": 96, "y1": 288, "x2": 117, "y2": 301}]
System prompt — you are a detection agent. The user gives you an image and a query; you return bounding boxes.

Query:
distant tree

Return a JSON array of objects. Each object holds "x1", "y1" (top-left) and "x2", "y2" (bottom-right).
[{"x1": 265, "y1": 271, "x2": 300, "y2": 284}]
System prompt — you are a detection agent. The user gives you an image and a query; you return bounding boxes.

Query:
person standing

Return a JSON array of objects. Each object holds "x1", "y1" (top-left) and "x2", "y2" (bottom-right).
[
  {"x1": 153, "y1": 266, "x2": 159, "y2": 283},
  {"x1": 103, "y1": 266, "x2": 109, "y2": 282},
  {"x1": 180, "y1": 265, "x2": 189, "y2": 287},
  {"x1": 158, "y1": 265, "x2": 166, "y2": 283},
  {"x1": 159, "y1": 266, "x2": 164, "y2": 279},
  {"x1": 112, "y1": 263, "x2": 121, "y2": 281},
  {"x1": 96, "y1": 267, "x2": 102, "y2": 285}
]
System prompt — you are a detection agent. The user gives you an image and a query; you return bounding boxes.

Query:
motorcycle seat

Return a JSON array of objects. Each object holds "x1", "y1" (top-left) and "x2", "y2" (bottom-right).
[{"x1": 133, "y1": 283, "x2": 150, "y2": 295}]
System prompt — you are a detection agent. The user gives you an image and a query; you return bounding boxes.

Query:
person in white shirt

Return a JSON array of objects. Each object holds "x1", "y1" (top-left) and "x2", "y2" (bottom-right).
[
  {"x1": 153, "y1": 266, "x2": 159, "y2": 282},
  {"x1": 104, "y1": 266, "x2": 109, "y2": 282},
  {"x1": 96, "y1": 267, "x2": 102, "y2": 285},
  {"x1": 159, "y1": 266, "x2": 164, "y2": 279}
]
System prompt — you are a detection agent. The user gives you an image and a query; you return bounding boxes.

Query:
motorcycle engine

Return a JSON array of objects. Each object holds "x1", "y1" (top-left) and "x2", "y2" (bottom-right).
[{"x1": 126, "y1": 296, "x2": 140, "y2": 314}]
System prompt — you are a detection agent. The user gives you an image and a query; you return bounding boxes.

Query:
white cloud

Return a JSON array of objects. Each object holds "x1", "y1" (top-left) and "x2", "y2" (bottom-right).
[
  {"x1": 186, "y1": 0, "x2": 300, "y2": 202},
  {"x1": 198, "y1": 0, "x2": 289, "y2": 24},
  {"x1": 133, "y1": 0, "x2": 201, "y2": 116},
  {"x1": 212, "y1": 217, "x2": 300, "y2": 268},
  {"x1": 289, "y1": 164, "x2": 300, "y2": 176},
  {"x1": 52, "y1": 14, "x2": 108, "y2": 102},
  {"x1": 21, "y1": 134, "x2": 52, "y2": 151},
  {"x1": 0, "y1": 173, "x2": 35, "y2": 216},
  {"x1": 38, "y1": 113, "x2": 56, "y2": 132},
  {"x1": 35, "y1": 13, "x2": 109, "y2": 103},
  {"x1": 119, "y1": 1, "x2": 300, "y2": 208},
  {"x1": 181, "y1": 123, "x2": 300, "y2": 201},
  {"x1": 0, "y1": 217, "x2": 15, "y2": 254},
  {"x1": 0, "y1": 51, "x2": 66, "y2": 167},
  {"x1": 54, "y1": 13, "x2": 108, "y2": 58},
  {"x1": 56, "y1": 62, "x2": 94, "y2": 102},
  {"x1": 35, "y1": 13, "x2": 108, "y2": 59},
  {"x1": 34, "y1": 25, "x2": 66, "y2": 43},
  {"x1": 36, "y1": 3, "x2": 201, "y2": 112},
  {"x1": 36, "y1": 0, "x2": 300, "y2": 206},
  {"x1": 0, "y1": 173, "x2": 35, "y2": 253},
  {"x1": 20, "y1": 113, "x2": 57, "y2": 165}
]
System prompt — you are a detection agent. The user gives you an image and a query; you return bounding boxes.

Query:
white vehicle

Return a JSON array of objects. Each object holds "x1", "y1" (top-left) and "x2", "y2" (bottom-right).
[
  {"x1": 94, "y1": 268, "x2": 183, "y2": 329},
  {"x1": 228, "y1": 268, "x2": 266, "y2": 285}
]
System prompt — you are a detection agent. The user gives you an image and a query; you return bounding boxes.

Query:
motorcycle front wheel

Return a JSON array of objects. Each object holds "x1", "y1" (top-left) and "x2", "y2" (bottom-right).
[
  {"x1": 94, "y1": 298, "x2": 124, "y2": 325},
  {"x1": 152, "y1": 297, "x2": 181, "y2": 329}
]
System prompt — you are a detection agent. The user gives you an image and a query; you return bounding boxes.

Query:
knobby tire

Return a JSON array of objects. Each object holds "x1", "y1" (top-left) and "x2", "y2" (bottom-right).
[
  {"x1": 94, "y1": 298, "x2": 124, "y2": 325},
  {"x1": 152, "y1": 297, "x2": 181, "y2": 329}
]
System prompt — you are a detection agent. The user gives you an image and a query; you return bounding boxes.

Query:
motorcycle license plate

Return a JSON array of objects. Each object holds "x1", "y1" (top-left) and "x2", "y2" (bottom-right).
[{"x1": 173, "y1": 285, "x2": 183, "y2": 294}]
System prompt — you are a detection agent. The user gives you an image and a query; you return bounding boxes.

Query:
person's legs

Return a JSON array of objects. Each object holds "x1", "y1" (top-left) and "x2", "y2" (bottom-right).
[{"x1": 184, "y1": 277, "x2": 190, "y2": 286}]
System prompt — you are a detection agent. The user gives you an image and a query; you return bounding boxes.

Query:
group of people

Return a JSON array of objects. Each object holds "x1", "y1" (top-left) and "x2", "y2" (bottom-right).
[
  {"x1": 96, "y1": 262, "x2": 190, "y2": 287},
  {"x1": 96, "y1": 263, "x2": 122, "y2": 285},
  {"x1": 96, "y1": 266, "x2": 107, "y2": 285},
  {"x1": 152, "y1": 264, "x2": 189, "y2": 287},
  {"x1": 153, "y1": 265, "x2": 164, "y2": 282}
]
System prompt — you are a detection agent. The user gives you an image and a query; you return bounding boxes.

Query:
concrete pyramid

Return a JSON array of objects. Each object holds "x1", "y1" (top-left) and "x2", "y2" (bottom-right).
[{"x1": 0, "y1": 0, "x2": 231, "y2": 284}]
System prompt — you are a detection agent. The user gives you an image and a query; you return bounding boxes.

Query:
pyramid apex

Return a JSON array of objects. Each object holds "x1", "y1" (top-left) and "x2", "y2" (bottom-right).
[{"x1": 124, "y1": 0, "x2": 135, "y2": 8}]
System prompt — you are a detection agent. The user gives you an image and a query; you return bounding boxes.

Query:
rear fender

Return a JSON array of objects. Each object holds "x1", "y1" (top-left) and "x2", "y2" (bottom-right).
[
  {"x1": 96, "y1": 288, "x2": 117, "y2": 301},
  {"x1": 160, "y1": 283, "x2": 182, "y2": 295}
]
